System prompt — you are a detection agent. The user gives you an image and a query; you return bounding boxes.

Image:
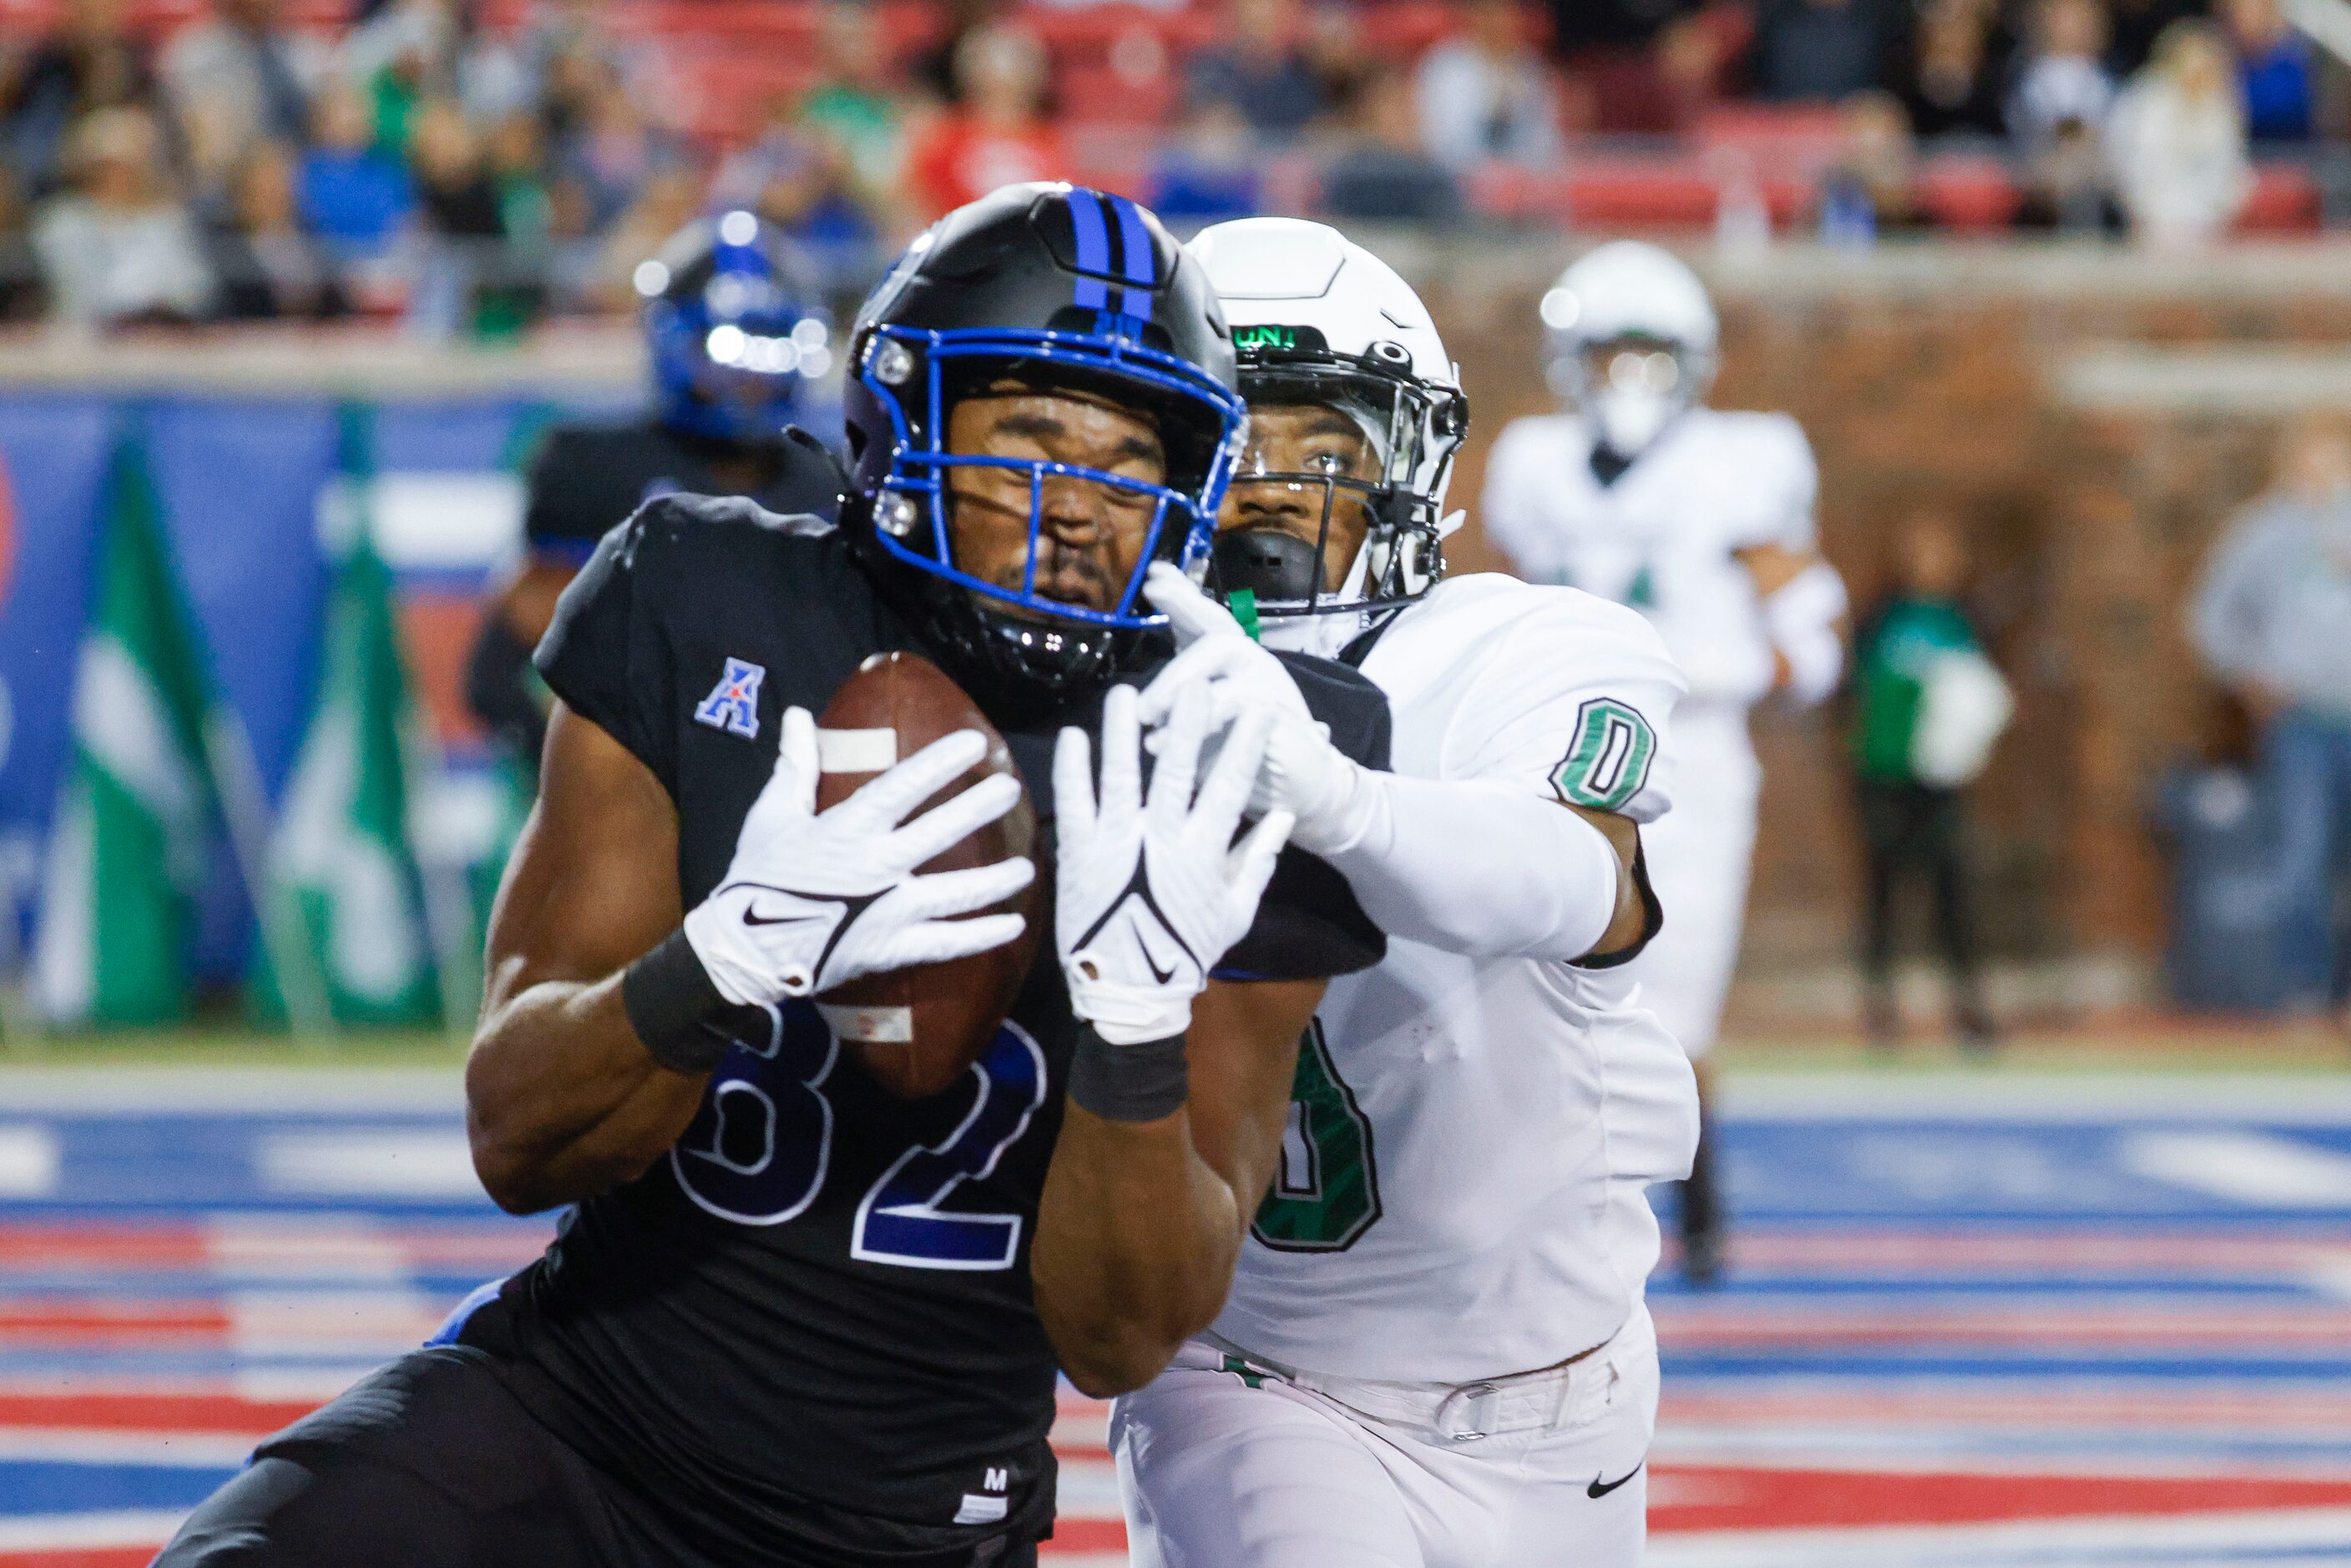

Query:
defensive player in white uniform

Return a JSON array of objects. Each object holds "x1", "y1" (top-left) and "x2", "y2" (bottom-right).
[
  {"x1": 1109, "y1": 219, "x2": 1698, "y2": 1566},
  {"x1": 1482, "y1": 241, "x2": 1847, "y2": 1283}
]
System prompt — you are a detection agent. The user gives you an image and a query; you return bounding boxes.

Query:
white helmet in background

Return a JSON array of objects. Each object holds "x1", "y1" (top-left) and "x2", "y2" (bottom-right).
[
  {"x1": 1542, "y1": 240, "x2": 1716, "y2": 458},
  {"x1": 1186, "y1": 217, "x2": 1467, "y2": 655}
]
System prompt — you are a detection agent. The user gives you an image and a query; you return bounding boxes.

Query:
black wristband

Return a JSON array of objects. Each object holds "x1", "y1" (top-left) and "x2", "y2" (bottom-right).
[
  {"x1": 620, "y1": 928, "x2": 737, "y2": 1075},
  {"x1": 1066, "y1": 1021, "x2": 1189, "y2": 1123}
]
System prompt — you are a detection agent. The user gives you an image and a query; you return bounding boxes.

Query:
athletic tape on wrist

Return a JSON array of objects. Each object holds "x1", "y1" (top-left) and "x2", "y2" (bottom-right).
[
  {"x1": 1066, "y1": 1022, "x2": 1189, "y2": 1123},
  {"x1": 621, "y1": 928, "x2": 738, "y2": 1075}
]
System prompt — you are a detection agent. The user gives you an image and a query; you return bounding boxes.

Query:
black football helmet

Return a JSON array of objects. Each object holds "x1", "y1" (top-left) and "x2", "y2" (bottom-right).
[{"x1": 841, "y1": 183, "x2": 1246, "y2": 703}]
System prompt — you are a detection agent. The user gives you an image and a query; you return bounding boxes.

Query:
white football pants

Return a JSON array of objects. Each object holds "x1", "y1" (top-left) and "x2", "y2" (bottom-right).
[
  {"x1": 1111, "y1": 1306, "x2": 1659, "y2": 1568},
  {"x1": 1624, "y1": 721, "x2": 1761, "y2": 1060}
]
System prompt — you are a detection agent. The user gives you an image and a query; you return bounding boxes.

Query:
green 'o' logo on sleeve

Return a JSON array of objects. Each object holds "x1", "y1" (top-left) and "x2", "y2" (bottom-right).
[{"x1": 1551, "y1": 698, "x2": 1656, "y2": 812}]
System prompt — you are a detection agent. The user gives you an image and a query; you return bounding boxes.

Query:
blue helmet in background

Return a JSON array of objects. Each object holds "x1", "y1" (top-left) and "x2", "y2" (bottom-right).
[{"x1": 638, "y1": 210, "x2": 831, "y2": 445}]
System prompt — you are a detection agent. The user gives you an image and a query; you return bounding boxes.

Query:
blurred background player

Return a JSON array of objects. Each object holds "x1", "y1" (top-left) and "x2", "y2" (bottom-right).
[
  {"x1": 1848, "y1": 508, "x2": 2011, "y2": 1054},
  {"x1": 463, "y1": 212, "x2": 845, "y2": 776},
  {"x1": 1110, "y1": 217, "x2": 1694, "y2": 1568},
  {"x1": 1483, "y1": 240, "x2": 1848, "y2": 1284}
]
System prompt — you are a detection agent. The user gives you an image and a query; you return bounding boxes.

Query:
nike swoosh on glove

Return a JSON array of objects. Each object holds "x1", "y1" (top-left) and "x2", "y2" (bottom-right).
[
  {"x1": 1138, "y1": 562, "x2": 1376, "y2": 855},
  {"x1": 1053, "y1": 681, "x2": 1293, "y2": 1044},
  {"x1": 683, "y1": 705, "x2": 1034, "y2": 1006}
]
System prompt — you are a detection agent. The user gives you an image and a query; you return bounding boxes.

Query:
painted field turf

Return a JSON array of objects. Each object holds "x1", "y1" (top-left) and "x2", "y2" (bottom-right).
[{"x1": 0, "y1": 1066, "x2": 2345, "y2": 1566}]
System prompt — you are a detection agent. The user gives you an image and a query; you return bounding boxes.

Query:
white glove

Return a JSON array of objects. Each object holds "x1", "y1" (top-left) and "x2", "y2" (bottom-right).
[
  {"x1": 683, "y1": 706, "x2": 1035, "y2": 1006},
  {"x1": 1053, "y1": 681, "x2": 1293, "y2": 1043},
  {"x1": 1139, "y1": 562, "x2": 1373, "y2": 855}
]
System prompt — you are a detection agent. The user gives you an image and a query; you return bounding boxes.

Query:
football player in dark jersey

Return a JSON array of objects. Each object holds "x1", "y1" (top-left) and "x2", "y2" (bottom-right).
[
  {"x1": 157, "y1": 185, "x2": 1392, "y2": 1568},
  {"x1": 465, "y1": 211, "x2": 847, "y2": 773}
]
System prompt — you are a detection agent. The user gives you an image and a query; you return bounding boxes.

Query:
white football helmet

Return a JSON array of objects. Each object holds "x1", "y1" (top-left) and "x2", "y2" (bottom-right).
[
  {"x1": 1542, "y1": 240, "x2": 1716, "y2": 458},
  {"x1": 1186, "y1": 217, "x2": 1467, "y2": 655}
]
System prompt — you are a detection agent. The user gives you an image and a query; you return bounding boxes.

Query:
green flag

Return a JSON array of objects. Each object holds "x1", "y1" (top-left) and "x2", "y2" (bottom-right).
[
  {"x1": 261, "y1": 517, "x2": 442, "y2": 1028},
  {"x1": 32, "y1": 440, "x2": 219, "y2": 1026}
]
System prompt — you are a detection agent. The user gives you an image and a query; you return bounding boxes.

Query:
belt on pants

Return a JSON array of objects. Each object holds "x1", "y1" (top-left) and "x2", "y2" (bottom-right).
[{"x1": 1199, "y1": 1308, "x2": 1650, "y2": 1445}]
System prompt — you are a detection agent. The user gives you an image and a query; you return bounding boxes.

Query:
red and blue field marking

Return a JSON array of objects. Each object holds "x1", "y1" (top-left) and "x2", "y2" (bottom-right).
[{"x1": 1, "y1": 1068, "x2": 2347, "y2": 1566}]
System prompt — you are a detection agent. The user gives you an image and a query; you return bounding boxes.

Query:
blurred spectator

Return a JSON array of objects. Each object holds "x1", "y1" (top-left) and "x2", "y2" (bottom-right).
[
  {"x1": 553, "y1": 58, "x2": 665, "y2": 232},
  {"x1": 2016, "y1": 115, "x2": 2122, "y2": 230},
  {"x1": 32, "y1": 107, "x2": 215, "y2": 325},
  {"x1": 1899, "y1": 0, "x2": 2010, "y2": 139},
  {"x1": 412, "y1": 98, "x2": 501, "y2": 239},
  {"x1": 1818, "y1": 89, "x2": 1924, "y2": 241},
  {"x1": 714, "y1": 95, "x2": 881, "y2": 266},
  {"x1": 1322, "y1": 65, "x2": 1464, "y2": 222},
  {"x1": 159, "y1": 0, "x2": 328, "y2": 163},
  {"x1": 801, "y1": 1, "x2": 912, "y2": 214},
  {"x1": 2223, "y1": 0, "x2": 2315, "y2": 142},
  {"x1": 2106, "y1": 0, "x2": 2201, "y2": 78},
  {"x1": 916, "y1": 0, "x2": 1018, "y2": 105},
  {"x1": 574, "y1": 163, "x2": 700, "y2": 313},
  {"x1": 1849, "y1": 508, "x2": 2004, "y2": 1052},
  {"x1": 297, "y1": 82, "x2": 413, "y2": 258},
  {"x1": 2108, "y1": 20, "x2": 2250, "y2": 247},
  {"x1": 904, "y1": 25, "x2": 1069, "y2": 220},
  {"x1": 1148, "y1": 99, "x2": 1264, "y2": 223},
  {"x1": 343, "y1": 0, "x2": 531, "y2": 132},
  {"x1": 2190, "y1": 416, "x2": 2351, "y2": 1017},
  {"x1": 1751, "y1": 0, "x2": 1904, "y2": 104},
  {"x1": 2009, "y1": 0, "x2": 2116, "y2": 150},
  {"x1": 1413, "y1": 0, "x2": 1565, "y2": 173},
  {"x1": 3, "y1": 0, "x2": 158, "y2": 200},
  {"x1": 407, "y1": 96, "x2": 538, "y2": 336},
  {"x1": 208, "y1": 139, "x2": 346, "y2": 320},
  {"x1": 1189, "y1": 0, "x2": 1327, "y2": 139},
  {"x1": 487, "y1": 111, "x2": 553, "y2": 243},
  {"x1": 1546, "y1": 0, "x2": 1722, "y2": 134},
  {"x1": 521, "y1": 0, "x2": 656, "y2": 127}
]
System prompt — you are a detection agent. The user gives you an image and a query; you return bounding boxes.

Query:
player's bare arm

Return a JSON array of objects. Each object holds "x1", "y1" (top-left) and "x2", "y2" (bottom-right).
[
  {"x1": 466, "y1": 702, "x2": 697, "y2": 1214},
  {"x1": 1034, "y1": 975, "x2": 1321, "y2": 1394},
  {"x1": 468, "y1": 694, "x2": 1034, "y2": 1214}
]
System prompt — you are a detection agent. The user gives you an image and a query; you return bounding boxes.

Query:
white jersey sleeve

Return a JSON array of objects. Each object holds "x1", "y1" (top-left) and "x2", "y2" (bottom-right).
[
  {"x1": 1438, "y1": 584, "x2": 1686, "y2": 826},
  {"x1": 1709, "y1": 411, "x2": 1819, "y2": 554}
]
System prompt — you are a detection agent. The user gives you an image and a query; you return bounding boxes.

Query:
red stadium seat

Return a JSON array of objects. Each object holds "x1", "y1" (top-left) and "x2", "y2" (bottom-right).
[
  {"x1": 2238, "y1": 163, "x2": 2322, "y2": 233},
  {"x1": 1915, "y1": 154, "x2": 2021, "y2": 232}
]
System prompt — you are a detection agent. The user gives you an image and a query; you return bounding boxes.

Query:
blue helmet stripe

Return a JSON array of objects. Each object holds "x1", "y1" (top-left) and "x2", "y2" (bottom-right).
[
  {"x1": 1066, "y1": 190, "x2": 1112, "y2": 311},
  {"x1": 1108, "y1": 195, "x2": 1155, "y2": 322}
]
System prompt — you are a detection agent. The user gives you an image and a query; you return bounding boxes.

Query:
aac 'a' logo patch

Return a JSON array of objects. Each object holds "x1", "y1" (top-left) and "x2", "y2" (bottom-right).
[{"x1": 694, "y1": 657, "x2": 766, "y2": 739}]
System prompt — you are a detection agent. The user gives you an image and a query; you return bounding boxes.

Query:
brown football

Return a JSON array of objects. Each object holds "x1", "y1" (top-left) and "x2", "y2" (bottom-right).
[{"x1": 813, "y1": 652, "x2": 1040, "y2": 1099}]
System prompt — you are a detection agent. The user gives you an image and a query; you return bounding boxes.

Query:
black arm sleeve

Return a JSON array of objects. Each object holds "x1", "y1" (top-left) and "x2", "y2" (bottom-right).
[
  {"x1": 1212, "y1": 652, "x2": 1392, "y2": 983},
  {"x1": 533, "y1": 503, "x2": 682, "y2": 795}
]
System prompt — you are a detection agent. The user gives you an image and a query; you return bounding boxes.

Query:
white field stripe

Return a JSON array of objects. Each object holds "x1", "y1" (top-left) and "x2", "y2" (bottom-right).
[
  {"x1": 0, "y1": 1125, "x2": 58, "y2": 1197},
  {"x1": 1722, "y1": 1075, "x2": 2351, "y2": 1122},
  {"x1": 1645, "y1": 1506, "x2": 2351, "y2": 1567},
  {"x1": 2121, "y1": 1130, "x2": 2351, "y2": 1207},
  {"x1": 74, "y1": 635, "x2": 204, "y2": 845},
  {"x1": 0, "y1": 1426, "x2": 252, "y2": 1466},
  {"x1": 0, "y1": 1510, "x2": 187, "y2": 1550},
  {"x1": 227, "y1": 1289, "x2": 441, "y2": 1358},
  {"x1": 255, "y1": 1130, "x2": 483, "y2": 1199},
  {"x1": 1037, "y1": 1556, "x2": 1128, "y2": 1566},
  {"x1": 1053, "y1": 1454, "x2": 1123, "y2": 1520},
  {"x1": 0, "y1": 1067, "x2": 465, "y2": 1114},
  {"x1": 205, "y1": 1213, "x2": 409, "y2": 1282}
]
